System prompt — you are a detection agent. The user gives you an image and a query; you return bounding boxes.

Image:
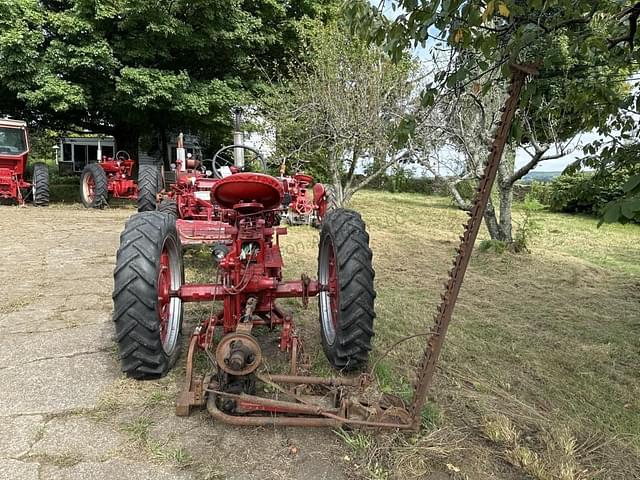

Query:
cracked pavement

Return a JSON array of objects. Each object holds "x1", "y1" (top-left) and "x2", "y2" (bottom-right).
[{"x1": 0, "y1": 205, "x2": 347, "y2": 480}]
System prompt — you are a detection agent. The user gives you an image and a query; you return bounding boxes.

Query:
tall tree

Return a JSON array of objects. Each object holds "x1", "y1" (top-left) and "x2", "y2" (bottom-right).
[
  {"x1": 264, "y1": 23, "x2": 415, "y2": 205},
  {"x1": 348, "y1": 0, "x2": 638, "y2": 232},
  {"x1": 0, "y1": 0, "x2": 339, "y2": 150}
]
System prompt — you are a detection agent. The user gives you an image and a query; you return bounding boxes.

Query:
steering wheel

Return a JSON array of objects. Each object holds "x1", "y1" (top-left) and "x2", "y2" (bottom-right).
[
  {"x1": 115, "y1": 150, "x2": 131, "y2": 161},
  {"x1": 211, "y1": 144, "x2": 268, "y2": 179}
]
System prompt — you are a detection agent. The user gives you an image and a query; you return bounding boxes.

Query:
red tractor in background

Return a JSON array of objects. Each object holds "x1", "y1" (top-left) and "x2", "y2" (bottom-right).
[
  {"x1": 79, "y1": 150, "x2": 157, "y2": 211},
  {"x1": 154, "y1": 114, "x2": 337, "y2": 241},
  {"x1": 150, "y1": 133, "x2": 222, "y2": 224},
  {"x1": 281, "y1": 173, "x2": 337, "y2": 226},
  {"x1": 0, "y1": 119, "x2": 49, "y2": 206}
]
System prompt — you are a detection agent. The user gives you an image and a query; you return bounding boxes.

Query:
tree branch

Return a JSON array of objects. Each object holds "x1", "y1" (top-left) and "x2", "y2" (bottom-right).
[{"x1": 608, "y1": 2, "x2": 640, "y2": 50}]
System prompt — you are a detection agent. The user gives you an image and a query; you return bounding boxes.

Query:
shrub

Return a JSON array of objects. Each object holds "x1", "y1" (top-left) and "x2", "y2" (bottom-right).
[
  {"x1": 546, "y1": 170, "x2": 632, "y2": 216},
  {"x1": 479, "y1": 239, "x2": 508, "y2": 254},
  {"x1": 528, "y1": 181, "x2": 551, "y2": 205}
]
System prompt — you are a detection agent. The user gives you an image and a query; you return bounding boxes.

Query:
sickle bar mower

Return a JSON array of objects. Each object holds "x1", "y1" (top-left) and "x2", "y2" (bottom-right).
[{"x1": 112, "y1": 66, "x2": 534, "y2": 429}]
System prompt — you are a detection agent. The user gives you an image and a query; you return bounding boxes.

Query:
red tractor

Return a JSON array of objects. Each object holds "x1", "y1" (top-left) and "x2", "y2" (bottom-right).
[
  {"x1": 112, "y1": 154, "x2": 391, "y2": 426},
  {"x1": 153, "y1": 147, "x2": 230, "y2": 224},
  {"x1": 110, "y1": 65, "x2": 536, "y2": 430},
  {"x1": 157, "y1": 135, "x2": 336, "y2": 240},
  {"x1": 155, "y1": 143, "x2": 275, "y2": 245},
  {"x1": 0, "y1": 119, "x2": 49, "y2": 206},
  {"x1": 79, "y1": 151, "x2": 157, "y2": 211},
  {"x1": 282, "y1": 173, "x2": 337, "y2": 226}
]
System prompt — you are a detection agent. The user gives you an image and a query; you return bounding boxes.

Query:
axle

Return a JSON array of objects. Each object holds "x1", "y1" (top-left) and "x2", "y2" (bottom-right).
[{"x1": 173, "y1": 279, "x2": 320, "y2": 302}]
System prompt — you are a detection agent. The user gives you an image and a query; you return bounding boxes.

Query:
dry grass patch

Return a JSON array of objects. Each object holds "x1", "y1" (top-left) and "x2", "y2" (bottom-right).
[
  {"x1": 341, "y1": 191, "x2": 638, "y2": 478},
  {"x1": 0, "y1": 297, "x2": 34, "y2": 314}
]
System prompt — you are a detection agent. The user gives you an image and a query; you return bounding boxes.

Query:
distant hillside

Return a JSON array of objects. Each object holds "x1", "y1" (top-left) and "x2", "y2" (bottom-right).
[{"x1": 520, "y1": 171, "x2": 562, "y2": 184}]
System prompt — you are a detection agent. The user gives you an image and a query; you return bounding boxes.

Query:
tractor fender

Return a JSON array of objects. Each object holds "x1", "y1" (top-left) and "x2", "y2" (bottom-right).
[{"x1": 312, "y1": 183, "x2": 326, "y2": 206}]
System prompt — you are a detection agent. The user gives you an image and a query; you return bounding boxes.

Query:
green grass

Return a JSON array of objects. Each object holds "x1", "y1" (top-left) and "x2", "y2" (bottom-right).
[
  {"x1": 277, "y1": 190, "x2": 639, "y2": 479},
  {"x1": 120, "y1": 416, "x2": 193, "y2": 469}
]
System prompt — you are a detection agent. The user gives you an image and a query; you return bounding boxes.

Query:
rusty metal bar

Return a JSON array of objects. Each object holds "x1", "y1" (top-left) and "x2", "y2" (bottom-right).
[
  {"x1": 409, "y1": 64, "x2": 538, "y2": 430},
  {"x1": 263, "y1": 374, "x2": 364, "y2": 387},
  {"x1": 207, "y1": 390, "x2": 338, "y2": 415},
  {"x1": 206, "y1": 396, "x2": 343, "y2": 427},
  {"x1": 205, "y1": 395, "x2": 413, "y2": 429}
]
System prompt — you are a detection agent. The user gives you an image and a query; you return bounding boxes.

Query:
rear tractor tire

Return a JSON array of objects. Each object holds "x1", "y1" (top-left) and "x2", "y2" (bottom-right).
[
  {"x1": 318, "y1": 209, "x2": 376, "y2": 371},
  {"x1": 113, "y1": 212, "x2": 184, "y2": 379},
  {"x1": 137, "y1": 164, "x2": 160, "y2": 213},
  {"x1": 80, "y1": 163, "x2": 108, "y2": 208},
  {"x1": 32, "y1": 162, "x2": 50, "y2": 206},
  {"x1": 158, "y1": 198, "x2": 178, "y2": 218}
]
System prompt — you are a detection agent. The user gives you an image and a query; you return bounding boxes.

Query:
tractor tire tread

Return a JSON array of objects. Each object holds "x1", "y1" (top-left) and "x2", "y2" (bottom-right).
[
  {"x1": 32, "y1": 163, "x2": 50, "y2": 206},
  {"x1": 319, "y1": 208, "x2": 376, "y2": 372},
  {"x1": 137, "y1": 164, "x2": 159, "y2": 213},
  {"x1": 112, "y1": 212, "x2": 182, "y2": 379},
  {"x1": 80, "y1": 163, "x2": 108, "y2": 208},
  {"x1": 158, "y1": 199, "x2": 178, "y2": 218}
]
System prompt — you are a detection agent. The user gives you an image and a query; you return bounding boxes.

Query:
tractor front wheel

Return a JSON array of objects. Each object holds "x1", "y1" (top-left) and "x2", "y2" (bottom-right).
[
  {"x1": 80, "y1": 163, "x2": 108, "y2": 208},
  {"x1": 32, "y1": 163, "x2": 50, "y2": 206},
  {"x1": 113, "y1": 212, "x2": 184, "y2": 379},
  {"x1": 318, "y1": 209, "x2": 376, "y2": 371},
  {"x1": 137, "y1": 164, "x2": 159, "y2": 212}
]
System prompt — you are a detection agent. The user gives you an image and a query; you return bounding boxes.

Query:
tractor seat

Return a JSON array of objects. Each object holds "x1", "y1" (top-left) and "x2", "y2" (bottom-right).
[
  {"x1": 212, "y1": 173, "x2": 284, "y2": 211},
  {"x1": 293, "y1": 173, "x2": 313, "y2": 185}
]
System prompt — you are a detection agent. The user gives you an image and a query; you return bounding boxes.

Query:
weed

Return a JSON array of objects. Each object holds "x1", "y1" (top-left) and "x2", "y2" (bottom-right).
[
  {"x1": 478, "y1": 239, "x2": 508, "y2": 253},
  {"x1": 333, "y1": 429, "x2": 373, "y2": 455},
  {"x1": 421, "y1": 402, "x2": 442, "y2": 429},
  {"x1": 513, "y1": 195, "x2": 544, "y2": 252},
  {"x1": 121, "y1": 417, "x2": 153, "y2": 443}
]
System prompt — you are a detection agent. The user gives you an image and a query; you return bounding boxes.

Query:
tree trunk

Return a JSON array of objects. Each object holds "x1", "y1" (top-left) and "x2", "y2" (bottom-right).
[
  {"x1": 483, "y1": 197, "x2": 504, "y2": 241},
  {"x1": 446, "y1": 180, "x2": 472, "y2": 211},
  {"x1": 113, "y1": 124, "x2": 140, "y2": 160},
  {"x1": 160, "y1": 126, "x2": 169, "y2": 170},
  {"x1": 329, "y1": 150, "x2": 347, "y2": 208},
  {"x1": 498, "y1": 183, "x2": 514, "y2": 244}
]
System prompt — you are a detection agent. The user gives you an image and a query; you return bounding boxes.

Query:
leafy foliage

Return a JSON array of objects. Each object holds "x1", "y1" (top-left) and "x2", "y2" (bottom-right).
[
  {"x1": 543, "y1": 165, "x2": 637, "y2": 222},
  {"x1": 571, "y1": 143, "x2": 640, "y2": 224},
  {"x1": 513, "y1": 195, "x2": 543, "y2": 252},
  {"x1": 0, "y1": 0, "x2": 339, "y2": 143},
  {"x1": 347, "y1": 1, "x2": 640, "y2": 225},
  {"x1": 264, "y1": 22, "x2": 414, "y2": 204}
]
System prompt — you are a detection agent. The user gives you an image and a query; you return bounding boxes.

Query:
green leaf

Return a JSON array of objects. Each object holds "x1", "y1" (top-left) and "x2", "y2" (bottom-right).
[
  {"x1": 620, "y1": 197, "x2": 640, "y2": 219},
  {"x1": 622, "y1": 174, "x2": 640, "y2": 194},
  {"x1": 600, "y1": 203, "x2": 621, "y2": 225}
]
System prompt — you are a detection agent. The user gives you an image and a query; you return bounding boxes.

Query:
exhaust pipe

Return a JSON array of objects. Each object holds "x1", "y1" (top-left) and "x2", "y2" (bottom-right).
[
  {"x1": 177, "y1": 132, "x2": 186, "y2": 171},
  {"x1": 232, "y1": 108, "x2": 244, "y2": 169}
]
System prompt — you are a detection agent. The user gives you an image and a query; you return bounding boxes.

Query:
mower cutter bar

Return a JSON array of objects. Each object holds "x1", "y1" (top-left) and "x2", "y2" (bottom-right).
[{"x1": 407, "y1": 64, "x2": 538, "y2": 429}]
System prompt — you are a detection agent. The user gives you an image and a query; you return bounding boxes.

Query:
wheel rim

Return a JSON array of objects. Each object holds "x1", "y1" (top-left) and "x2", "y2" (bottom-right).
[
  {"x1": 82, "y1": 174, "x2": 95, "y2": 203},
  {"x1": 319, "y1": 236, "x2": 339, "y2": 345},
  {"x1": 157, "y1": 236, "x2": 182, "y2": 355}
]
